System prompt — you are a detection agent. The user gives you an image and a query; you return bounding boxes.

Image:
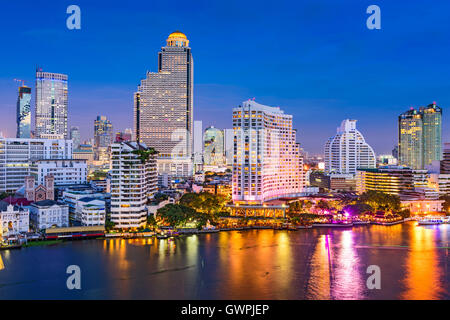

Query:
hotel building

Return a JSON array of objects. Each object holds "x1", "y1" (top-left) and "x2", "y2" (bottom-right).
[
  {"x1": 325, "y1": 119, "x2": 376, "y2": 175},
  {"x1": 16, "y1": 85, "x2": 32, "y2": 139},
  {"x1": 35, "y1": 71, "x2": 68, "y2": 139},
  {"x1": 398, "y1": 103, "x2": 442, "y2": 169},
  {"x1": 110, "y1": 142, "x2": 157, "y2": 229},
  {"x1": 203, "y1": 126, "x2": 225, "y2": 169},
  {"x1": 232, "y1": 100, "x2": 304, "y2": 204},
  {"x1": 134, "y1": 31, "x2": 193, "y2": 177},
  {"x1": 0, "y1": 138, "x2": 73, "y2": 193}
]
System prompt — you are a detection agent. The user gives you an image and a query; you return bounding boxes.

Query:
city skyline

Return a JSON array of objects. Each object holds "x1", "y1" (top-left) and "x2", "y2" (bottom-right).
[{"x1": 0, "y1": 1, "x2": 449, "y2": 155}]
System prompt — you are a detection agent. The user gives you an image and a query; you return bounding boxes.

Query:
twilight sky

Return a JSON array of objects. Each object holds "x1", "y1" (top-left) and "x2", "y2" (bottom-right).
[{"x1": 0, "y1": 0, "x2": 449, "y2": 155}]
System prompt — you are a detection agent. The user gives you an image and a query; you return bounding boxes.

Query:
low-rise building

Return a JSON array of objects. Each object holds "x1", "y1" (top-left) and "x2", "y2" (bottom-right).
[
  {"x1": 63, "y1": 189, "x2": 110, "y2": 223},
  {"x1": 29, "y1": 200, "x2": 69, "y2": 230},
  {"x1": 0, "y1": 202, "x2": 29, "y2": 237},
  {"x1": 75, "y1": 197, "x2": 106, "y2": 226}
]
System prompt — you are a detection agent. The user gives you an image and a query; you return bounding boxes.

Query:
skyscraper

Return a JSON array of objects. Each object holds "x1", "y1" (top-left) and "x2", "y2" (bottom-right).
[
  {"x1": 193, "y1": 120, "x2": 203, "y2": 169},
  {"x1": 70, "y1": 126, "x2": 81, "y2": 149},
  {"x1": 324, "y1": 119, "x2": 376, "y2": 175},
  {"x1": 16, "y1": 85, "x2": 31, "y2": 138},
  {"x1": 35, "y1": 70, "x2": 68, "y2": 139},
  {"x1": 134, "y1": 31, "x2": 193, "y2": 177},
  {"x1": 398, "y1": 103, "x2": 442, "y2": 169},
  {"x1": 203, "y1": 126, "x2": 224, "y2": 167},
  {"x1": 94, "y1": 116, "x2": 113, "y2": 162},
  {"x1": 232, "y1": 100, "x2": 304, "y2": 204}
]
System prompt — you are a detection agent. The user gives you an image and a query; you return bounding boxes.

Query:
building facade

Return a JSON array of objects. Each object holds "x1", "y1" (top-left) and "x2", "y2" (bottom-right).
[
  {"x1": 0, "y1": 138, "x2": 73, "y2": 193},
  {"x1": 232, "y1": 100, "x2": 304, "y2": 204},
  {"x1": 70, "y1": 126, "x2": 81, "y2": 150},
  {"x1": 0, "y1": 202, "x2": 29, "y2": 237},
  {"x1": 30, "y1": 159, "x2": 87, "y2": 186},
  {"x1": 29, "y1": 200, "x2": 69, "y2": 230},
  {"x1": 16, "y1": 86, "x2": 32, "y2": 139},
  {"x1": 110, "y1": 142, "x2": 157, "y2": 229},
  {"x1": 398, "y1": 103, "x2": 442, "y2": 169},
  {"x1": 324, "y1": 119, "x2": 376, "y2": 175},
  {"x1": 134, "y1": 31, "x2": 193, "y2": 177},
  {"x1": 35, "y1": 71, "x2": 68, "y2": 139},
  {"x1": 94, "y1": 115, "x2": 113, "y2": 162},
  {"x1": 203, "y1": 126, "x2": 225, "y2": 168}
]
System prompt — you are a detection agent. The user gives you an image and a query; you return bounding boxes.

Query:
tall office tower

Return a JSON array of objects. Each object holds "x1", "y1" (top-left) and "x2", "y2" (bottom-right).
[
  {"x1": 110, "y1": 142, "x2": 157, "y2": 229},
  {"x1": 16, "y1": 85, "x2": 32, "y2": 138},
  {"x1": 193, "y1": 120, "x2": 203, "y2": 169},
  {"x1": 441, "y1": 143, "x2": 450, "y2": 174},
  {"x1": 134, "y1": 31, "x2": 193, "y2": 177},
  {"x1": 70, "y1": 126, "x2": 81, "y2": 150},
  {"x1": 223, "y1": 129, "x2": 234, "y2": 166},
  {"x1": 35, "y1": 70, "x2": 68, "y2": 139},
  {"x1": 232, "y1": 100, "x2": 304, "y2": 204},
  {"x1": 324, "y1": 119, "x2": 376, "y2": 175},
  {"x1": 422, "y1": 103, "x2": 442, "y2": 167},
  {"x1": 0, "y1": 138, "x2": 73, "y2": 192},
  {"x1": 203, "y1": 126, "x2": 224, "y2": 167},
  {"x1": 398, "y1": 103, "x2": 442, "y2": 169},
  {"x1": 94, "y1": 116, "x2": 113, "y2": 162}
]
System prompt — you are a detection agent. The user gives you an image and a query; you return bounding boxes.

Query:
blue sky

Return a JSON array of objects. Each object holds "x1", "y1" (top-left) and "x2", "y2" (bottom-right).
[{"x1": 0, "y1": 0, "x2": 449, "y2": 154}]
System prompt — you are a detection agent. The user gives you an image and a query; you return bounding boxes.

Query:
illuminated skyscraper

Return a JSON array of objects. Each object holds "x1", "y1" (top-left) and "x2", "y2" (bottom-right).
[
  {"x1": 398, "y1": 103, "x2": 442, "y2": 169},
  {"x1": 324, "y1": 119, "x2": 376, "y2": 175},
  {"x1": 134, "y1": 31, "x2": 193, "y2": 177},
  {"x1": 232, "y1": 100, "x2": 304, "y2": 204},
  {"x1": 16, "y1": 86, "x2": 31, "y2": 138},
  {"x1": 35, "y1": 71, "x2": 68, "y2": 139},
  {"x1": 94, "y1": 115, "x2": 113, "y2": 162}
]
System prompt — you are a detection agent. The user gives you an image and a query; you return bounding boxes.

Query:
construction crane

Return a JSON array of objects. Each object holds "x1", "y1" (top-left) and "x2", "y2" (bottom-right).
[{"x1": 14, "y1": 79, "x2": 26, "y2": 87}]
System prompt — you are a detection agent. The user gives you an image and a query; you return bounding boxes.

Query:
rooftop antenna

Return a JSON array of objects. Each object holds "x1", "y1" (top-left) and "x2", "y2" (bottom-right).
[{"x1": 14, "y1": 79, "x2": 25, "y2": 87}]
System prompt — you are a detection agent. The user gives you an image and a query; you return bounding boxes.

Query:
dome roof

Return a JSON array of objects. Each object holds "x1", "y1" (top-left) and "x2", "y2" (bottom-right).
[{"x1": 168, "y1": 31, "x2": 187, "y2": 40}]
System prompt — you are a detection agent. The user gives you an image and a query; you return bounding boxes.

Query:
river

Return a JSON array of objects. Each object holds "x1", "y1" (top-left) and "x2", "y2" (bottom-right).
[{"x1": 0, "y1": 222, "x2": 448, "y2": 299}]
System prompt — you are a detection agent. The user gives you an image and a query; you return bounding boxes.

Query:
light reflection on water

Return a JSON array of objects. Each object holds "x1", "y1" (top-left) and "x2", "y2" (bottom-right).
[{"x1": 0, "y1": 222, "x2": 448, "y2": 299}]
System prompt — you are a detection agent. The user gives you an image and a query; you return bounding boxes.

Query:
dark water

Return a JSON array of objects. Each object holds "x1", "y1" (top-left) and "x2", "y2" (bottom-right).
[{"x1": 0, "y1": 222, "x2": 448, "y2": 299}]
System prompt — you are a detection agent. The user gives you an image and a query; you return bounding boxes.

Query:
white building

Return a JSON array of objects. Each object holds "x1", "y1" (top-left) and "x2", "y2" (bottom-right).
[
  {"x1": 63, "y1": 189, "x2": 109, "y2": 222},
  {"x1": 110, "y1": 142, "x2": 158, "y2": 229},
  {"x1": 0, "y1": 137, "x2": 73, "y2": 192},
  {"x1": 0, "y1": 202, "x2": 29, "y2": 237},
  {"x1": 29, "y1": 200, "x2": 69, "y2": 230},
  {"x1": 223, "y1": 128, "x2": 234, "y2": 166},
  {"x1": 75, "y1": 197, "x2": 106, "y2": 226},
  {"x1": 31, "y1": 159, "x2": 87, "y2": 186},
  {"x1": 325, "y1": 119, "x2": 376, "y2": 175},
  {"x1": 232, "y1": 100, "x2": 305, "y2": 204}
]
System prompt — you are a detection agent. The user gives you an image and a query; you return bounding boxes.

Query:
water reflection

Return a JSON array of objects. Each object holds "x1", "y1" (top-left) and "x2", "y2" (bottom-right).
[{"x1": 402, "y1": 225, "x2": 445, "y2": 300}]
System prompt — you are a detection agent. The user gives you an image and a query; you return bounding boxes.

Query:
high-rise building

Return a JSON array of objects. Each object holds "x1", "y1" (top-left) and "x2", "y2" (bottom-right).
[
  {"x1": 35, "y1": 71, "x2": 68, "y2": 139},
  {"x1": 16, "y1": 86, "x2": 32, "y2": 138},
  {"x1": 94, "y1": 116, "x2": 113, "y2": 162},
  {"x1": 398, "y1": 103, "x2": 442, "y2": 169},
  {"x1": 115, "y1": 128, "x2": 132, "y2": 143},
  {"x1": 0, "y1": 137, "x2": 73, "y2": 192},
  {"x1": 134, "y1": 31, "x2": 193, "y2": 177},
  {"x1": 70, "y1": 126, "x2": 81, "y2": 149},
  {"x1": 110, "y1": 142, "x2": 157, "y2": 229},
  {"x1": 203, "y1": 126, "x2": 224, "y2": 167},
  {"x1": 232, "y1": 100, "x2": 304, "y2": 204},
  {"x1": 324, "y1": 119, "x2": 376, "y2": 175},
  {"x1": 441, "y1": 143, "x2": 450, "y2": 174},
  {"x1": 193, "y1": 120, "x2": 203, "y2": 169},
  {"x1": 223, "y1": 129, "x2": 234, "y2": 166}
]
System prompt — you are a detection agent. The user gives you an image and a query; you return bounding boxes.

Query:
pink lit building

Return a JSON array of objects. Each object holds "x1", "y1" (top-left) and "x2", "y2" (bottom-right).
[{"x1": 232, "y1": 100, "x2": 305, "y2": 204}]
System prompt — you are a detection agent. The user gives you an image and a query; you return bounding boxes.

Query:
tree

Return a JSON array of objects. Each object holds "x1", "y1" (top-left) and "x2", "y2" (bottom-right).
[
  {"x1": 440, "y1": 195, "x2": 450, "y2": 215},
  {"x1": 156, "y1": 204, "x2": 208, "y2": 229},
  {"x1": 343, "y1": 203, "x2": 373, "y2": 216},
  {"x1": 146, "y1": 215, "x2": 157, "y2": 230},
  {"x1": 359, "y1": 191, "x2": 400, "y2": 212},
  {"x1": 105, "y1": 220, "x2": 116, "y2": 231}
]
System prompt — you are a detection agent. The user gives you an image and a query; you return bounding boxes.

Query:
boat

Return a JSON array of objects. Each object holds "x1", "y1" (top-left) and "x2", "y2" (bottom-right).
[
  {"x1": 156, "y1": 233, "x2": 169, "y2": 239},
  {"x1": 312, "y1": 222, "x2": 353, "y2": 228},
  {"x1": 353, "y1": 220, "x2": 370, "y2": 225},
  {"x1": 417, "y1": 219, "x2": 443, "y2": 225},
  {"x1": 297, "y1": 225, "x2": 313, "y2": 229}
]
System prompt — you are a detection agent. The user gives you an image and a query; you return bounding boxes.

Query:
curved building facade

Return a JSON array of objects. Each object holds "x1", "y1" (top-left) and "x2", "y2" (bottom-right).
[{"x1": 324, "y1": 119, "x2": 376, "y2": 175}]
